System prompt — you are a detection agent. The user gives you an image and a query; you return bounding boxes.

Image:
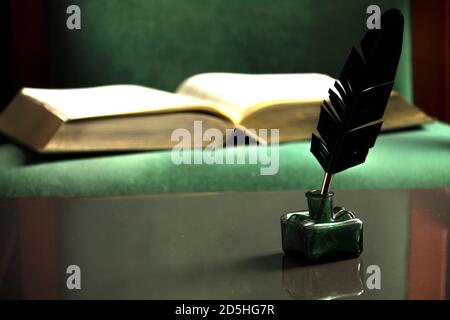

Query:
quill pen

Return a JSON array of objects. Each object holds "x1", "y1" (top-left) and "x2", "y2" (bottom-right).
[{"x1": 311, "y1": 9, "x2": 404, "y2": 194}]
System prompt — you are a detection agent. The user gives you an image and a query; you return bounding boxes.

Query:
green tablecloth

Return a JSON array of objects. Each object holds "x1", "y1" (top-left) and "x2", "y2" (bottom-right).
[{"x1": 0, "y1": 121, "x2": 449, "y2": 197}]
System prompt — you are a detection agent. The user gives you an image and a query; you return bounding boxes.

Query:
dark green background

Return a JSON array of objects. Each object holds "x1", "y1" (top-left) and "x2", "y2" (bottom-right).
[{"x1": 47, "y1": 0, "x2": 412, "y2": 100}]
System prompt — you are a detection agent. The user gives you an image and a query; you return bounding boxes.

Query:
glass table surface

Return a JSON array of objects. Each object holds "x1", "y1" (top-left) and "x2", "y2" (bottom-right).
[{"x1": 0, "y1": 188, "x2": 449, "y2": 299}]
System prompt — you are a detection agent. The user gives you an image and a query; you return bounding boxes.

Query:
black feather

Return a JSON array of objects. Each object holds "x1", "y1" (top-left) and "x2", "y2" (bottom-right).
[{"x1": 311, "y1": 9, "x2": 404, "y2": 175}]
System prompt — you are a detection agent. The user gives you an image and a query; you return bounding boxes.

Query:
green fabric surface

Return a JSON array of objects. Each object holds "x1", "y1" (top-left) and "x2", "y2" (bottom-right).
[
  {"x1": 46, "y1": 0, "x2": 413, "y2": 101},
  {"x1": 0, "y1": 121, "x2": 449, "y2": 197}
]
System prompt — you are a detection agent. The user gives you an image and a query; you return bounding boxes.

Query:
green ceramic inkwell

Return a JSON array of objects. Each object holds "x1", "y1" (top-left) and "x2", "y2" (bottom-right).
[
  {"x1": 281, "y1": 189, "x2": 363, "y2": 261},
  {"x1": 281, "y1": 9, "x2": 404, "y2": 261}
]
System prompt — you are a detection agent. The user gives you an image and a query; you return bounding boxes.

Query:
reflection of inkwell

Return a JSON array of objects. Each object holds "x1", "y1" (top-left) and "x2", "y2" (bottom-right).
[
  {"x1": 282, "y1": 256, "x2": 364, "y2": 300},
  {"x1": 281, "y1": 9, "x2": 404, "y2": 261}
]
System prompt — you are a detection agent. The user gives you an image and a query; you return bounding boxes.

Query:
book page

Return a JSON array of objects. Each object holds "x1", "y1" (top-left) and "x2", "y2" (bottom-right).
[
  {"x1": 21, "y1": 85, "x2": 223, "y2": 121},
  {"x1": 176, "y1": 73, "x2": 336, "y2": 123}
]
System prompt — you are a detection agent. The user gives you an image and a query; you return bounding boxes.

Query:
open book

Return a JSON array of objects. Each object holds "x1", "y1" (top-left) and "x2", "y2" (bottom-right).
[{"x1": 0, "y1": 73, "x2": 432, "y2": 152}]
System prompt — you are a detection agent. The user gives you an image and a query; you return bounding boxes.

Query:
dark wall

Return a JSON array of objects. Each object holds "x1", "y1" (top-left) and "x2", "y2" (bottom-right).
[
  {"x1": 0, "y1": 1, "x2": 13, "y2": 108},
  {"x1": 46, "y1": 0, "x2": 413, "y2": 95},
  {"x1": 5, "y1": 0, "x2": 413, "y2": 108},
  {"x1": 411, "y1": 0, "x2": 450, "y2": 124}
]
